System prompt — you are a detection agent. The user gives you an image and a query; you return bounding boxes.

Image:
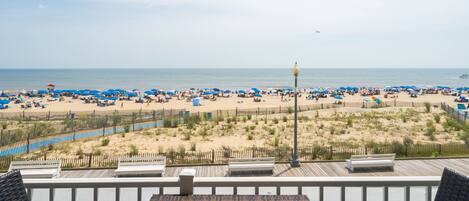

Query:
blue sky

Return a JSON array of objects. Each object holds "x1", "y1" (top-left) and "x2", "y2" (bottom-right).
[{"x1": 0, "y1": 0, "x2": 468, "y2": 68}]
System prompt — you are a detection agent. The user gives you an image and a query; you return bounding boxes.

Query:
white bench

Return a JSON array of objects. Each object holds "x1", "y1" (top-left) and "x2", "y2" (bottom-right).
[
  {"x1": 115, "y1": 156, "x2": 166, "y2": 177},
  {"x1": 9, "y1": 160, "x2": 61, "y2": 179},
  {"x1": 346, "y1": 154, "x2": 395, "y2": 172},
  {"x1": 228, "y1": 157, "x2": 275, "y2": 175}
]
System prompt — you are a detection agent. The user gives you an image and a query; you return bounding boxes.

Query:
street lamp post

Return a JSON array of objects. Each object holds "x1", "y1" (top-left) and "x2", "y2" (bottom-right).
[{"x1": 291, "y1": 62, "x2": 301, "y2": 167}]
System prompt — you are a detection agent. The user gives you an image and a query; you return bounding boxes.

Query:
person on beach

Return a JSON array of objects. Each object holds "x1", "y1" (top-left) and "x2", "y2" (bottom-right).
[{"x1": 121, "y1": 102, "x2": 124, "y2": 108}]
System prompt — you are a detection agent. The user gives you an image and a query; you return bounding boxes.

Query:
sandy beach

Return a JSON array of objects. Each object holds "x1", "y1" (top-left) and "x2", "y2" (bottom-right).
[{"x1": 0, "y1": 92, "x2": 464, "y2": 114}]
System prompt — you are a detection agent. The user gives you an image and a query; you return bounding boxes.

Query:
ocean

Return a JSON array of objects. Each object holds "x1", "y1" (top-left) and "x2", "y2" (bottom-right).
[{"x1": 0, "y1": 68, "x2": 468, "y2": 90}]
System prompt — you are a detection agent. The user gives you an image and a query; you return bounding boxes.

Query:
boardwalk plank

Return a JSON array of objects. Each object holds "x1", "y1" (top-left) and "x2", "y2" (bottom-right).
[{"x1": 57, "y1": 158, "x2": 469, "y2": 178}]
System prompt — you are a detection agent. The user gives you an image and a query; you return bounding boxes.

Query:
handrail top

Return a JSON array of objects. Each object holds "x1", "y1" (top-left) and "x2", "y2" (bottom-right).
[{"x1": 22, "y1": 176, "x2": 441, "y2": 184}]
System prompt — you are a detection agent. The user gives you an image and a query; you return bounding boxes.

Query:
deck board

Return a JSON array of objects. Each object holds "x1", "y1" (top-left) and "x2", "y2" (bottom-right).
[{"x1": 58, "y1": 158, "x2": 469, "y2": 178}]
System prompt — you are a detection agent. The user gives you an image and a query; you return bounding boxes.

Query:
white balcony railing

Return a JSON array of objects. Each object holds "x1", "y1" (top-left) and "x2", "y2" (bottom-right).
[{"x1": 23, "y1": 175, "x2": 441, "y2": 201}]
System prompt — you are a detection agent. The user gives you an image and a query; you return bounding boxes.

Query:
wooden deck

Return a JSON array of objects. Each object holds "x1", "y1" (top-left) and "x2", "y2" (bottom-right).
[{"x1": 58, "y1": 158, "x2": 469, "y2": 178}]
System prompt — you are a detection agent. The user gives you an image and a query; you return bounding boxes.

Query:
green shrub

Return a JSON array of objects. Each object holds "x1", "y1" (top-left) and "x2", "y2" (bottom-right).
[
  {"x1": 101, "y1": 138, "x2": 110, "y2": 146},
  {"x1": 287, "y1": 107, "x2": 293, "y2": 114},
  {"x1": 282, "y1": 116, "x2": 288, "y2": 122},
  {"x1": 247, "y1": 114, "x2": 252, "y2": 120}
]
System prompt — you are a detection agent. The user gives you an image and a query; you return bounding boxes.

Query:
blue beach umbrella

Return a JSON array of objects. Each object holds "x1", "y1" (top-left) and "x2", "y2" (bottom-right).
[
  {"x1": 251, "y1": 88, "x2": 262, "y2": 93},
  {"x1": 0, "y1": 99, "x2": 11, "y2": 105}
]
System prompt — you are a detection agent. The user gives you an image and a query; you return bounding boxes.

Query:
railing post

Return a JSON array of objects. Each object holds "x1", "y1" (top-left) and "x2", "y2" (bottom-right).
[
  {"x1": 405, "y1": 186, "x2": 410, "y2": 201},
  {"x1": 438, "y1": 144, "x2": 442, "y2": 155},
  {"x1": 179, "y1": 168, "x2": 196, "y2": 195},
  {"x1": 362, "y1": 187, "x2": 367, "y2": 201}
]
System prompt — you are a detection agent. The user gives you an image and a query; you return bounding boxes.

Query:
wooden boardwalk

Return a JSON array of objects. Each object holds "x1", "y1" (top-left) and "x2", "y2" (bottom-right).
[{"x1": 59, "y1": 158, "x2": 469, "y2": 178}]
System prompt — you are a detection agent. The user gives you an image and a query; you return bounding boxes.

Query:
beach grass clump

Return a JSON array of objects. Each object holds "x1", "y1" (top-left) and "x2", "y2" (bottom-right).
[
  {"x1": 129, "y1": 144, "x2": 139, "y2": 155},
  {"x1": 273, "y1": 118, "x2": 279, "y2": 124},
  {"x1": 101, "y1": 138, "x2": 110, "y2": 146},
  {"x1": 1, "y1": 122, "x2": 7, "y2": 129},
  {"x1": 177, "y1": 145, "x2": 186, "y2": 155},
  {"x1": 424, "y1": 102, "x2": 431, "y2": 113},
  {"x1": 287, "y1": 107, "x2": 293, "y2": 114},
  {"x1": 282, "y1": 116, "x2": 288, "y2": 122},
  {"x1": 123, "y1": 123, "x2": 131, "y2": 133},
  {"x1": 425, "y1": 121, "x2": 436, "y2": 141},
  {"x1": 434, "y1": 114, "x2": 441, "y2": 124},
  {"x1": 190, "y1": 143, "x2": 196, "y2": 151},
  {"x1": 247, "y1": 134, "x2": 254, "y2": 140},
  {"x1": 247, "y1": 114, "x2": 252, "y2": 120},
  {"x1": 182, "y1": 131, "x2": 191, "y2": 140},
  {"x1": 272, "y1": 135, "x2": 280, "y2": 147},
  {"x1": 346, "y1": 117, "x2": 353, "y2": 127},
  {"x1": 76, "y1": 148, "x2": 84, "y2": 159}
]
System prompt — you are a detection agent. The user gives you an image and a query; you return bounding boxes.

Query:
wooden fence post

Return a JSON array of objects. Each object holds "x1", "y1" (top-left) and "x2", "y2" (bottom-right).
[
  {"x1": 364, "y1": 147, "x2": 368, "y2": 155},
  {"x1": 405, "y1": 145, "x2": 408, "y2": 157},
  {"x1": 329, "y1": 146, "x2": 333, "y2": 159},
  {"x1": 211, "y1": 149, "x2": 215, "y2": 164},
  {"x1": 153, "y1": 110, "x2": 157, "y2": 127},
  {"x1": 438, "y1": 144, "x2": 442, "y2": 155},
  {"x1": 0, "y1": 129, "x2": 3, "y2": 145},
  {"x1": 88, "y1": 153, "x2": 93, "y2": 167}
]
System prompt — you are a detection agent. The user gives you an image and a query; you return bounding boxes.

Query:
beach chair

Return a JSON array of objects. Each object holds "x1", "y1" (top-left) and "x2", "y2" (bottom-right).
[
  {"x1": 228, "y1": 157, "x2": 275, "y2": 175},
  {"x1": 346, "y1": 154, "x2": 395, "y2": 172},
  {"x1": 9, "y1": 160, "x2": 61, "y2": 179},
  {"x1": 115, "y1": 156, "x2": 166, "y2": 177},
  {"x1": 0, "y1": 170, "x2": 29, "y2": 201},
  {"x1": 434, "y1": 168, "x2": 469, "y2": 201}
]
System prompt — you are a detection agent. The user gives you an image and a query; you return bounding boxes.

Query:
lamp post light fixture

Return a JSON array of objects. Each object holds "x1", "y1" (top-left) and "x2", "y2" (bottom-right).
[{"x1": 291, "y1": 62, "x2": 301, "y2": 167}]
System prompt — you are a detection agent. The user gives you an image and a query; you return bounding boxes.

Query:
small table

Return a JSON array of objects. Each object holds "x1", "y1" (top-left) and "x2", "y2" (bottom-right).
[{"x1": 150, "y1": 195, "x2": 310, "y2": 201}]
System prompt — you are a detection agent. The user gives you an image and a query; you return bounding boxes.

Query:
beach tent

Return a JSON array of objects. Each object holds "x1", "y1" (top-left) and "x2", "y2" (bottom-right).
[
  {"x1": 38, "y1": 89, "x2": 49, "y2": 95},
  {"x1": 238, "y1": 90, "x2": 246, "y2": 94},
  {"x1": 192, "y1": 97, "x2": 203, "y2": 106},
  {"x1": 166, "y1": 90, "x2": 176, "y2": 95},
  {"x1": 255, "y1": 93, "x2": 262, "y2": 97},
  {"x1": 127, "y1": 92, "x2": 138, "y2": 97},
  {"x1": 334, "y1": 95, "x2": 343, "y2": 100},
  {"x1": 457, "y1": 104, "x2": 467, "y2": 110}
]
